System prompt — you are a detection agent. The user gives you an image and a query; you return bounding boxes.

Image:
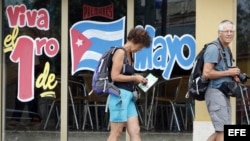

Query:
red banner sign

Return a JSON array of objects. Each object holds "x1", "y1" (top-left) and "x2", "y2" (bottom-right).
[{"x1": 83, "y1": 4, "x2": 114, "y2": 20}]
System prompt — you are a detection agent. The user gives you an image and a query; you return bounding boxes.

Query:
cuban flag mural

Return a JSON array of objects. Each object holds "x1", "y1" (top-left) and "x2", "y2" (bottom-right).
[{"x1": 70, "y1": 17, "x2": 125, "y2": 75}]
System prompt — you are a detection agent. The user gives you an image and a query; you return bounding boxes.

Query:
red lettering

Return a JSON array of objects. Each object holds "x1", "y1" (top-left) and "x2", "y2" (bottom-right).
[
  {"x1": 83, "y1": 4, "x2": 114, "y2": 19},
  {"x1": 37, "y1": 9, "x2": 49, "y2": 30},
  {"x1": 35, "y1": 38, "x2": 59, "y2": 57},
  {"x1": 6, "y1": 4, "x2": 26, "y2": 27},
  {"x1": 36, "y1": 38, "x2": 47, "y2": 55},
  {"x1": 6, "y1": 4, "x2": 49, "y2": 30},
  {"x1": 45, "y1": 38, "x2": 59, "y2": 57},
  {"x1": 10, "y1": 36, "x2": 35, "y2": 102},
  {"x1": 9, "y1": 35, "x2": 60, "y2": 102},
  {"x1": 26, "y1": 10, "x2": 38, "y2": 27}
]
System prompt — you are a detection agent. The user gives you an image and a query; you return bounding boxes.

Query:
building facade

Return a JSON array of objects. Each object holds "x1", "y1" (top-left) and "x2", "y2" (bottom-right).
[{"x1": 1, "y1": 0, "x2": 249, "y2": 141}]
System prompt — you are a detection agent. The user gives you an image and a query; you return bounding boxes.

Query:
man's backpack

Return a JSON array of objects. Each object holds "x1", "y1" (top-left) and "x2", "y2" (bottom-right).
[
  {"x1": 186, "y1": 42, "x2": 222, "y2": 101},
  {"x1": 92, "y1": 47, "x2": 126, "y2": 97}
]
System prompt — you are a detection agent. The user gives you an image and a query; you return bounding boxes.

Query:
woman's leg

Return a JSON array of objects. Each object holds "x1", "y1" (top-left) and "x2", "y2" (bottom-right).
[
  {"x1": 107, "y1": 122, "x2": 125, "y2": 141},
  {"x1": 126, "y1": 116, "x2": 141, "y2": 141}
]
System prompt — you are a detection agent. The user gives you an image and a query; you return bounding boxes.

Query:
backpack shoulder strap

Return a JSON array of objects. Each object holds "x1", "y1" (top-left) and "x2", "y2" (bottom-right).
[
  {"x1": 227, "y1": 47, "x2": 234, "y2": 64},
  {"x1": 209, "y1": 40, "x2": 234, "y2": 68}
]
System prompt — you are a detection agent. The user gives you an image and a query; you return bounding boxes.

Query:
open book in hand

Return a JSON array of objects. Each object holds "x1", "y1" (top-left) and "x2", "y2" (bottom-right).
[{"x1": 138, "y1": 73, "x2": 158, "y2": 93}]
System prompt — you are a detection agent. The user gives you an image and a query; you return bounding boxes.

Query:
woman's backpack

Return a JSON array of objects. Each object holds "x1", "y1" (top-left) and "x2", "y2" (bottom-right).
[{"x1": 91, "y1": 47, "x2": 126, "y2": 97}]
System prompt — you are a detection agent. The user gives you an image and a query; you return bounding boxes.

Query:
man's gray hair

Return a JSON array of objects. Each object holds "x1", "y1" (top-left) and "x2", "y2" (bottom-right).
[{"x1": 218, "y1": 20, "x2": 235, "y2": 31}]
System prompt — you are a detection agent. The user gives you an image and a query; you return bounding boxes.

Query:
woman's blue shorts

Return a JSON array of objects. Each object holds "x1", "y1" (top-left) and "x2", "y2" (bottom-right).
[{"x1": 108, "y1": 88, "x2": 138, "y2": 122}]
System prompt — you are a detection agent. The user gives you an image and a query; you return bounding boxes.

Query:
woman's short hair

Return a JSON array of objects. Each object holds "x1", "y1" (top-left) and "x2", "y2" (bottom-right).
[{"x1": 127, "y1": 28, "x2": 151, "y2": 47}]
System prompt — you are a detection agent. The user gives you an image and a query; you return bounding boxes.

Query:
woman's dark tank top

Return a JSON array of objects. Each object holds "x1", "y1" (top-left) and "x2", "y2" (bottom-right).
[{"x1": 114, "y1": 55, "x2": 135, "y2": 92}]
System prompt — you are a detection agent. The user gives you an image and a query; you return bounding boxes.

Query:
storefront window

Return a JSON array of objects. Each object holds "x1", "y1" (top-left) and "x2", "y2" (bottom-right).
[
  {"x1": 135, "y1": 0, "x2": 195, "y2": 36},
  {"x1": 236, "y1": 0, "x2": 250, "y2": 125},
  {"x1": 2, "y1": 0, "x2": 248, "y2": 140},
  {"x1": 67, "y1": 0, "x2": 127, "y2": 131},
  {"x1": 2, "y1": 0, "x2": 128, "y2": 138},
  {"x1": 3, "y1": 0, "x2": 61, "y2": 139},
  {"x1": 134, "y1": 0, "x2": 195, "y2": 131},
  {"x1": 135, "y1": 0, "x2": 195, "y2": 77}
]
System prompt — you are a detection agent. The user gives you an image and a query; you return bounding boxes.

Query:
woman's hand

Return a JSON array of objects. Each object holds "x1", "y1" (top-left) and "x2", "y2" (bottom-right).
[{"x1": 133, "y1": 74, "x2": 148, "y2": 84}]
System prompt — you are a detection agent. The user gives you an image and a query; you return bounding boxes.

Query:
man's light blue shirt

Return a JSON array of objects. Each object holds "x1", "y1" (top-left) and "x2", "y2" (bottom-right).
[{"x1": 203, "y1": 40, "x2": 233, "y2": 88}]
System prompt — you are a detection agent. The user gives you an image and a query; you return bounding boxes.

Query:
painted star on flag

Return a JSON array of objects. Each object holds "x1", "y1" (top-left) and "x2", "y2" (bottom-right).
[{"x1": 70, "y1": 28, "x2": 92, "y2": 71}]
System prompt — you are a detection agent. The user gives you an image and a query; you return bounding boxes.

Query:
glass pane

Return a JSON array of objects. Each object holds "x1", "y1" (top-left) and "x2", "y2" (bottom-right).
[
  {"x1": 134, "y1": 0, "x2": 195, "y2": 132},
  {"x1": 135, "y1": 0, "x2": 195, "y2": 77},
  {"x1": 68, "y1": 0, "x2": 127, "y2": 131},
  {"x1": 236, "y1": 0, "x2": 250, "y2": 125},
  {"x1": 3, "y1": 0, "x2": 61, "y2": 139}
]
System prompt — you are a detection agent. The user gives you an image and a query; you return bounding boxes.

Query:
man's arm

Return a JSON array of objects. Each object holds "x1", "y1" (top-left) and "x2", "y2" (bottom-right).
[{"x1": 203, "y1": 62, "x2": 240, "y2": 80}]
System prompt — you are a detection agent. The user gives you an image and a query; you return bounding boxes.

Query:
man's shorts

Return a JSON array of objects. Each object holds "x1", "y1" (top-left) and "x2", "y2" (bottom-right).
[
  {"x1": 108, "y1": 88, "x2": 138, "y2": 122},
  {"x1": 205, "y1": 88, "x2": 231, "y2": 131}
]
